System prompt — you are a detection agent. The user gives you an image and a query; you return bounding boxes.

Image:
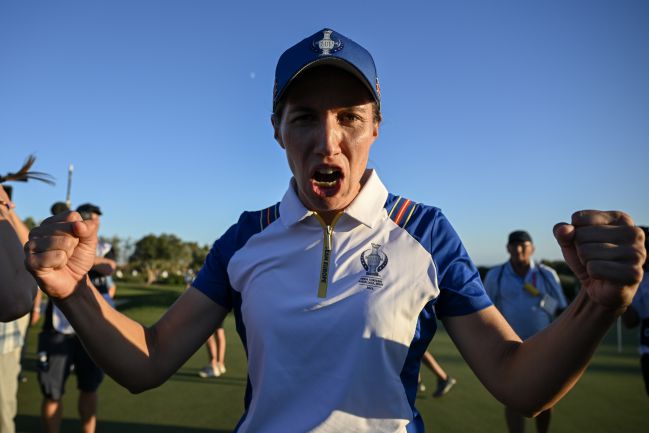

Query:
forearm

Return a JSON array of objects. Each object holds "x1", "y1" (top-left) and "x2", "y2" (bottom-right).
[
  {"x1": 500, "y1": 289, "x2": 618, "y2": 414},
  {"x1": 54, "y1": 277, "x2": 163, "y2": 392},
  {"x1": 54, "y1": 280, "x2": 221, "y2": 394}
]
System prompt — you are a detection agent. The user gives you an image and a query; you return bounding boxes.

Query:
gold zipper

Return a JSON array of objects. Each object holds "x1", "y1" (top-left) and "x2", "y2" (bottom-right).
[{"x1": 313, "y1": 212, "x2": 343, "y2": 298}]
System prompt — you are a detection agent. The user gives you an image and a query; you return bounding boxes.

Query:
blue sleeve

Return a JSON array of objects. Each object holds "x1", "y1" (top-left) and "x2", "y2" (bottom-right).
[
  {"x1": 399, "y1": 202, "x2": 492, "y2": 318},
  {"x1": 192, "y1": 225, "x2": 237, "y2": 311},
  {"x1": 429, "y1": 212, "x2": 493, "y2": 317},
  {"x1": 192, "y1": 211, "x2": 264, "y2": 311}
]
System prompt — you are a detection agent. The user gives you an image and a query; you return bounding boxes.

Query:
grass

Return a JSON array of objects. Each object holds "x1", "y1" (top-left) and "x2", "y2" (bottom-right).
[{"x1": 16, "y1": 282, "x2": 648, "y2": 433}]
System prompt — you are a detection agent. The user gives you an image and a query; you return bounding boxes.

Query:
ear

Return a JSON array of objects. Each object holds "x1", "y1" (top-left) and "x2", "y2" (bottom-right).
[
  {"x1": 372, "y1": 112, "x2": 382, "y2": 138},
  {"x1": 271, "y1": 114, "x2": 285, "y2": 149}
]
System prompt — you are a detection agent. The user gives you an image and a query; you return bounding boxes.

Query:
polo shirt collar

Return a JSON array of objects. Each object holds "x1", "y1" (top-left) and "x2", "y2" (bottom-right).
[{"x1": 279, "y1": 169, "x2": 388, "y2": 229}]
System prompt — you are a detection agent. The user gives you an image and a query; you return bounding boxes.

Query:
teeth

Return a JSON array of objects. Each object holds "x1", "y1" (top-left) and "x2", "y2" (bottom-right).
[
  {"x1": 317, "y1": 168, "x2": 335, "y2": 174},
  {"x1": 314, "y1": 180, "x2": 337, "y2": 187}
]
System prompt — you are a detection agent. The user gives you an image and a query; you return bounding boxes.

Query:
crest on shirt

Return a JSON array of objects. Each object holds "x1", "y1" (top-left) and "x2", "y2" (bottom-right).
[
  {"x1": 311, "y1": 29, "x2": 343, "y2": 56},
  {"x1": 359, "y1": 243, "x2": 388, "y2": 290}
]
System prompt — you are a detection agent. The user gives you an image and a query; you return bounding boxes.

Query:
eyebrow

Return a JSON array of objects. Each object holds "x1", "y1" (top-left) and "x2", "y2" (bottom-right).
[{"x1": 286, "y1": 104, "x2": 369, "y2": 113}]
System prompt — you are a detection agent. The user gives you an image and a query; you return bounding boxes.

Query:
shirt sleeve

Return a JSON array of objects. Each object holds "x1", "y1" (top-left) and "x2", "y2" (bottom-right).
[
  {"x1": 192, "y1": 211, "x2": 262, "y2": 311},
  {"x1": 192, "y1": 224, "x2": 239, "y2": 311},
  {"x1": 428, "y1": 211, "x2": 493, "y2": 317}
]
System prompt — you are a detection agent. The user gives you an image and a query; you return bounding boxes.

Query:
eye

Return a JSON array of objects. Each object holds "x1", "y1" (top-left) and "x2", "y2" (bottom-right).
[
  {"x1": 289, "y1": 112, "x2": 316, "y2": 124},
  {"x1": 338, "y1": 112, "x2": 363, "y2": 124}
]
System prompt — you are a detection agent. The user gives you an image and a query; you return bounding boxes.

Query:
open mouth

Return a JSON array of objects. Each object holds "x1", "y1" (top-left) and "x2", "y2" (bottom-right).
[
  {"x1": 313, "y1": 167, "x2": 342, "y2": 186},
  {"x1": 311, "y1": 167, "x2": 343, "y2": 197}
]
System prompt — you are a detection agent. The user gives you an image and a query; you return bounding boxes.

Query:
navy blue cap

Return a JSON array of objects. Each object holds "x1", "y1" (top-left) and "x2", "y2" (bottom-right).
[
  {"x1": 76, "y1": 203, "x2": 102, "y2": 216},
  {"x1": 273, "y1": 28, "x2": 381, "y2": 113},
  {"x1": 508, "y1": 230, "x2": 533, "y2": 244}
]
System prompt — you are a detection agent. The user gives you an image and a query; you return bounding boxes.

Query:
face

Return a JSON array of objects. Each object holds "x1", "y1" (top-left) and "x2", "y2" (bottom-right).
[
  {"x1": 507, "y1": 241, "x2": 535, "y2": 266},
  {"x1": 272, "y1": 66, "x2": 379, "y2": 221}
]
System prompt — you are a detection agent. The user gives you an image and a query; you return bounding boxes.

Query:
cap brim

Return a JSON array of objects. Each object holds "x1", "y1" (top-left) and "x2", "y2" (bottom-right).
[{"x1": 275, "y1": 57, "x2": 378, "y2": 111}]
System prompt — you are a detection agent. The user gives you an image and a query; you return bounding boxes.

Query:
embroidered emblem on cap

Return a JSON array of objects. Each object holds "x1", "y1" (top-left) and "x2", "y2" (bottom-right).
[{"x1": 312, "y1": 29, "x2": 343, "y2": 56}]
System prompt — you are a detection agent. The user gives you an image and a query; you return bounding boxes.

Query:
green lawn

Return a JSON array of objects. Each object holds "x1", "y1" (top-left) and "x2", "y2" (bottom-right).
[{"x1": 16, "y1": 283, "x2": 648, "y2": 433}]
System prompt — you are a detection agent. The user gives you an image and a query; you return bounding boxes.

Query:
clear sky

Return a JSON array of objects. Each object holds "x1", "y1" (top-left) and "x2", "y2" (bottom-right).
[{"x1": 2, "y1": 0, "x2": 648, "y2": 266}]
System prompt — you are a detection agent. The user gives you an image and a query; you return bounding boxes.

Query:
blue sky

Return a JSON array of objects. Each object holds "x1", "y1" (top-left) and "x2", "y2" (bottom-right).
[{"x1": 2, "y1": 0, "x2": 648, "y2": 266}]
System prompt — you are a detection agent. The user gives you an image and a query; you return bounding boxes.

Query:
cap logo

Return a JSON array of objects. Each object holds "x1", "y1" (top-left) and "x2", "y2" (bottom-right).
[{"x1": 312, "y1": 30, "x2": 342, "y2": 56}]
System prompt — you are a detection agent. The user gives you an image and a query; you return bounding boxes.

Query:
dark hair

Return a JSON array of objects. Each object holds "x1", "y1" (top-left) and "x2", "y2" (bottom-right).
[{"x1": 50, "y1": 202, "x2": 70, "y2": 216}]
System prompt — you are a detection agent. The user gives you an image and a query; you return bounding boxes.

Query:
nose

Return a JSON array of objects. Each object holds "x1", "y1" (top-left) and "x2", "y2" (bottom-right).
[{"x1": 315, "y1": 114, "x2": 342, "y2": 157}]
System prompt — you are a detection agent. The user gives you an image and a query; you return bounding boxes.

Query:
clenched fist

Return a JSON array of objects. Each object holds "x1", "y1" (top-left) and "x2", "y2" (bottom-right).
[
  {"x1": 554, "y1": 210, "x2": 646, "y2": 312},
  {"x1": 25, "y1": 211, "x2": 99, "y2": 300}
]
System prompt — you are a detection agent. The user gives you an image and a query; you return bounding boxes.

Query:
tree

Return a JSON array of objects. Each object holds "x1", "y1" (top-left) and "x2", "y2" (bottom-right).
[
  {"x1": 128, "y1": 234, "x2": 206, "y2": 284},
  {"x1": 23, "y1": 216, "x2": 37, "y2": 231}
]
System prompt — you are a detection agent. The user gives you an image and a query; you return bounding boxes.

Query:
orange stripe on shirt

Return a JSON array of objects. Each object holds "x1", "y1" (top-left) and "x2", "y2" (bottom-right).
[{"x1": 393, "y1": 199, "x2": 411, "y2": 226}]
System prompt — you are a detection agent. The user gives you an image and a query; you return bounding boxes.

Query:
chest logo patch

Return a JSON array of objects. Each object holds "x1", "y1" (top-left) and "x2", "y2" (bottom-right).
[{"x1": 359, "y1": 243, "x2": 388, "y2": 290}]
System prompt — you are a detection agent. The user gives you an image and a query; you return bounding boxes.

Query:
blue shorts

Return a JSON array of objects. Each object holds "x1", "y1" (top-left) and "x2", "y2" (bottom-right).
[{"x1": 36, "y1": 331, "x2": 104, "y2": 400}]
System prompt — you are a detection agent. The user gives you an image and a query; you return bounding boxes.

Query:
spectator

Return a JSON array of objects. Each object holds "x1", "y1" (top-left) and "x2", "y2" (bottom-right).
[
  {"x1": 36, "y1": 203, "x2": 115, "y2": 433},
  {"x1": 484, "y1": 230, "x2": 568, "y2": 433}
]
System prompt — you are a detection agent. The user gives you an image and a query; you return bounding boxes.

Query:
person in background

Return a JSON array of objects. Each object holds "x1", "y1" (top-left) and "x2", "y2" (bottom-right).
[
  {"x1": 622, "y1": 226, "x2": 649, "y2": 397},
  {"x1": 484, "y1": 230, "x2": 568, "y2": 433},
  {"x1": 36, "y1": 203, "x2": 115, "y2": 433},
  {"x1": 198, "y1": 328, "x2": 227, "y2": 378},
  {"x1": 419, "y1": 351, "x2": 456, "y2": 398},
  {"x1": 0, "y1": 185, "x2": 38, "y2": 433}
]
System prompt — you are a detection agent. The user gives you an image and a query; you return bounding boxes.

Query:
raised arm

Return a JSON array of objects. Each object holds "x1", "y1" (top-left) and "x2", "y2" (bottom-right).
[
  {"x1": 0, "y1": 186, "x2": 38, "y2": 321},
  {"x1": 25, "y1": 211, "x2": 228, "y2": 392},
  {"x1": 443, "y1": 210, "x2": 645, "y2": 416}
]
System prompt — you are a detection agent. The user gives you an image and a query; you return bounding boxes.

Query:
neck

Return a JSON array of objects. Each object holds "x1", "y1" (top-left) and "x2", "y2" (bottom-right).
[
  {"x1": 510, "y1": 260, "x2": 531, "y2": 278},
  {"x1": 315, "y1": 210, "x2": 342, "y2": 226}
]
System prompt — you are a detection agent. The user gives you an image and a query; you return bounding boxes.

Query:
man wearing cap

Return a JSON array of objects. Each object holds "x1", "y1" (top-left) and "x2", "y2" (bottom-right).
[
  {"x1": 485, "y1": 231, "x2": 568, "y2": 433},
  {"x1": 36, "y1": 203, "x2": 115, "y2": 433},
  {"x1": 24, "y1": 28, "x2": 646, "y2": 433}
]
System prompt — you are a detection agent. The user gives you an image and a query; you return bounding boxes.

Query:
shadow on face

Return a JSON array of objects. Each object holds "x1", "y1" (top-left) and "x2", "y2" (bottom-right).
[{"x1": 274, "y1": 66, "x2": 378, "y2": 123}]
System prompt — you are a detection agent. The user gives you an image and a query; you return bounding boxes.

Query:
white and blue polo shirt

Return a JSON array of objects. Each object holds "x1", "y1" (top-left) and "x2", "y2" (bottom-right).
[{"x1": 193, "y1": 170, "x2": 491, "y2": 433}]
